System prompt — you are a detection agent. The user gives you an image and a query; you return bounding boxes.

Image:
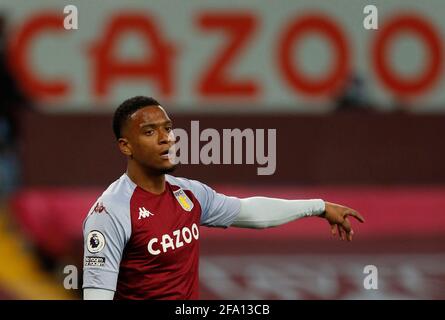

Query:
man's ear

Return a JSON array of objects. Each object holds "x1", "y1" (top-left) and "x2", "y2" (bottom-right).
[{"x1": 118, "y1": 138, "x2": 132, "y2": 157}]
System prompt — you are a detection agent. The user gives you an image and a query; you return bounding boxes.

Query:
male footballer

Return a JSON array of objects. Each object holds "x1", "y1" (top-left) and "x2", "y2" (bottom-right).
[{"x1": 83, "y1": 96, "x2": 365, "y2": 300}]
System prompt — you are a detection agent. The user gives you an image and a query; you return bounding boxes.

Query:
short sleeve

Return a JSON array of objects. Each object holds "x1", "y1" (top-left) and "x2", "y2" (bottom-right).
[
  {"x1": 82, "y1": 198, "x2": 130, "y2": 291},
  {"x1": 187, "y1": 180, "x2": 241, "y2": 228}
]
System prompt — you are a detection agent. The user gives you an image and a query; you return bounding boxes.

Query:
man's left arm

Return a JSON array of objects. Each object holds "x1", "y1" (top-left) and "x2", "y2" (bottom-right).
[
  {"x1": 189, "y1": 179, "x2": 364, "y2": 241},
  {"x1": 232, "y1": 197, "x2": 365, "y2": 241}
]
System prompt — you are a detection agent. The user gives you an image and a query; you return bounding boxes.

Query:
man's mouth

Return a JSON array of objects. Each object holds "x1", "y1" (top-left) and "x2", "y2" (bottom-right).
[{"x1": 160, "y1": 149, "x2": 170, "y2": 160}]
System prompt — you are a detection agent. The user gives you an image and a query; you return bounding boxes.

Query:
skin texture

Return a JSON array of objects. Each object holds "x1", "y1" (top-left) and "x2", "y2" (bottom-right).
[
  {"x1": 320, "y1": 202, "x2": 365, "y2": 242},
  {"x1": 117, "y1": 105, "x2": 176, "y2": 194}
]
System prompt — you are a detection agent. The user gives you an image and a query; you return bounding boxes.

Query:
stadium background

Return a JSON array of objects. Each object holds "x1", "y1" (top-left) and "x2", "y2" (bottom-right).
[{"x1": 0, "y1": 0, "x2": 444, "y2": 299}]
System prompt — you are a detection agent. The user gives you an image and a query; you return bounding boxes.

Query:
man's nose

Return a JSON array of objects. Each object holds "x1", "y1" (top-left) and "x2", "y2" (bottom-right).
[{"x1": 158, "y1": 129, "x2": 174, "y2": 145}]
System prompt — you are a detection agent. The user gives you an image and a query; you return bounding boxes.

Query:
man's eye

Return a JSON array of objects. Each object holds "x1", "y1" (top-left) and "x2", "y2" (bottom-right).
[{"x1": 145, "y1": 130, "x2": 154, "y2": 135}]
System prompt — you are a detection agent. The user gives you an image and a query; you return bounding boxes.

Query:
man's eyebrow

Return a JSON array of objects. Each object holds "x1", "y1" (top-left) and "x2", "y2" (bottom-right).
[{"x1": 139, "y1": 120, "x2": 172, "y2": 128}]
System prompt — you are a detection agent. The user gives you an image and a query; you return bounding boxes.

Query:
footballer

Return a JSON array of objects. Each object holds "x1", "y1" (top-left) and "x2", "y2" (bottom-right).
[{"x1": 82, "y1": 96, "x2": 365, "y2": 300}]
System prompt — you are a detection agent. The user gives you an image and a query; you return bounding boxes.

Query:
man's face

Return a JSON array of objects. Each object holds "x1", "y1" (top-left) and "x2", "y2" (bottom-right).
[{"x1": 119, "y1": 105, "x2": 176, "y2": 174}]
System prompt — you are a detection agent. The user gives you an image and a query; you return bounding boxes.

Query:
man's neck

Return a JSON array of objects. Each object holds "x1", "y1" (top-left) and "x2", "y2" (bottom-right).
[{"x1": 126, "y1": 162, "x2": 166, "y2": 195}]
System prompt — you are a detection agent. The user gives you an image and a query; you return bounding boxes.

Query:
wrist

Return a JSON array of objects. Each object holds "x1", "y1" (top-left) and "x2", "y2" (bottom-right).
[
  {"x1": 317, "y1": 200, "x2": 327, "y2": 218},
  {"x1": 308, "y1": 199, "x2": 326, "y2": 217}
]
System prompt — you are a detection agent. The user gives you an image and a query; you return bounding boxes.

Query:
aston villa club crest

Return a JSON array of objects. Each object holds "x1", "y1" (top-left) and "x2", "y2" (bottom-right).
[{"x1": 173, "y1": 189, "x2": 194, "y2": 212}]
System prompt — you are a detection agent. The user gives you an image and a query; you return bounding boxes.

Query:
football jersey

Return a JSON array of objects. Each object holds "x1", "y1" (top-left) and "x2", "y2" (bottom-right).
[{"x1": 82, "y1": 173, "x2": 241, "y2": 300}]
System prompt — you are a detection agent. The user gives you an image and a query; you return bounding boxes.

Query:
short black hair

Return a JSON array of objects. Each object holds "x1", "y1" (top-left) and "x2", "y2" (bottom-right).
[{"x1": 113, "y1": 96, "x2": 161, "y2": 139}]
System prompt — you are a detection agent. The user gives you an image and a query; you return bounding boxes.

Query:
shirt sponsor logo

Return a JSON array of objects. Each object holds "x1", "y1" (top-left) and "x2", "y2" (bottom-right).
[
  {"x1": 87, "y1": 230, "x2": 106, "y2": 253},
  {"x1": 173, "y1": 189, "x2": 194, "y2": 212},
  {"x1": 85, "y1": 256, "x2": 106, "y2": 267},
  {"x1": 147, "y1": 223, "x2": 199, "y2": 256},
  {"x1": 138, "y1": 207, "x2": 154, "y2": 220}
]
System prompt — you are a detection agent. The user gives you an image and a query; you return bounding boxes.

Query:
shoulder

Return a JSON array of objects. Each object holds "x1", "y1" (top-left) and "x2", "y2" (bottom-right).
[
  {"x1": 88, "y1": 174, "x2": 136, "y2": 219},
  {"x1": 166, "y1": 175, "x2": 211, "y2": 193},
  {"x1": 165, "y1": 175, "x2": 236, "y2": 214},
  {"x1": 166, "y1": 175, "x2": 213, "y2": 207}
]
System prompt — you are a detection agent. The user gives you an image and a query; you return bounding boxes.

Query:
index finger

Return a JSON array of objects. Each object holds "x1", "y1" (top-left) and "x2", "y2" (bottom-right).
[{"x1": 345, "y1": 210, "x2": 365, "y2": 223}]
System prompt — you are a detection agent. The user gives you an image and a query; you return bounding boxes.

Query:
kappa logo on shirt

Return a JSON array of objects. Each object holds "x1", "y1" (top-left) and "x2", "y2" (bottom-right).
[
  {"x1": 138, "y1": 207, "x2": 154, "y2": 220},
  {"x1": 87, "y1": 201, "x2": 109, "y2": 218},
  {"x1": 93, "y1": 202, "x2": 109, "y2": 214},
  {"x1": 173, "y1": 189, "x2": 194, "y2": 212}
]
